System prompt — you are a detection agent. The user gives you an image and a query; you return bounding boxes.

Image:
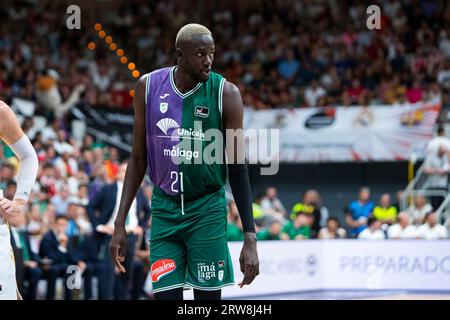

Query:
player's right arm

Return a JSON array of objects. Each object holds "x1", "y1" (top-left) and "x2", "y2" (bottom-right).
[
  {"x1": 0, "y1": 101, "x2": 38, "y2": 224},
  {"x1": 110, "y1": 75, "x2": 149, "y2": 273}
]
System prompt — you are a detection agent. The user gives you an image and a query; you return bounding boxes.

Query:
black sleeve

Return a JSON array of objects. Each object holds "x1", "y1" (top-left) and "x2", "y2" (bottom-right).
[{"x1": 227, "y1": 163, "x2": 255, "y2": 233}]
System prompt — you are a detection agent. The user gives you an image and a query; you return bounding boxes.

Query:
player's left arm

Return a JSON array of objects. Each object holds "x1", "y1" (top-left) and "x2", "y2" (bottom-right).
[
  {"x1": 0, "y1": 101, "x2": 38, "y2": 223},
  {"x1": 222, "y1": 81, "x2": 260, "y2": 287}
]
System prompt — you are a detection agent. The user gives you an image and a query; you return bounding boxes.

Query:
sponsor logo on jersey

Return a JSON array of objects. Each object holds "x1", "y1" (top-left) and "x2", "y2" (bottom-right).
[
  {"x1": 163, "y1": 146, "x2": 200, "y2": 160},
  {"x1": 197, "y1": 262, "x2": 216, "y2": 283},
  {"x1": 151, "y1": 259, "x2": 177, "y2": 282},
  {"x1": 218, "y1": 270, "x2": 224, "y2": 281},
  {"x1": 160, "y1": 102, "x2": 168, "y2": 113},
  {"x1": 156, "y1": 118, "x2": 205, "y2": 141},
  {"x1": 218, "y1": 260, "x2": 225, "y2": 268},
  {"x1": 194, "y1": 106, "x2": 209, "y2": 118},
  {"x1": 160, "y1": 93, "x2": 170, "y2": 99},
  {"x1": 156, "y1": 118, "x2": 179, "y2": 135}
]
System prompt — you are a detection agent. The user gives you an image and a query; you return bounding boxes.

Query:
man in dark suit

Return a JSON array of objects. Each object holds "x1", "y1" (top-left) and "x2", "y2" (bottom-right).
[
  {"x1": 39, "y1": 215, "x2": 84, "y2": 300},
  {"x1": 87, "y1": 162, "x2": 150, "y2": 300},
  {"x1": 9, "y1": 211, "x2": 42, "y2": 300}
]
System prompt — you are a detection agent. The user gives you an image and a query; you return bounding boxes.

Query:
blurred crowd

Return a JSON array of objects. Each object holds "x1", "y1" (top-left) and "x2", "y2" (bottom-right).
[
  {"x1": 227, "y1": 185, "x2": 448, "y2": 242},
  {"x1": 0, "y1": 0, "x2": 449, "y2": 117},
  {"x1": 1, "y1": 0, "x2": 450, "y2": 300}
]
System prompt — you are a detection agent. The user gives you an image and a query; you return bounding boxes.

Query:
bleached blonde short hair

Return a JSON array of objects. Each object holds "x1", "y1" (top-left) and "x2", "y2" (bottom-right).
[{"x1": 175, "y1": 23, "x2": 212, "y2": 48}]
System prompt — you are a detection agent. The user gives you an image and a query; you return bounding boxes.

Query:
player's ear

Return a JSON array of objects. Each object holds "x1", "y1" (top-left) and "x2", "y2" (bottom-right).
[{"x1": 175, "y1": 48, "x2": 182, "y2": 59}]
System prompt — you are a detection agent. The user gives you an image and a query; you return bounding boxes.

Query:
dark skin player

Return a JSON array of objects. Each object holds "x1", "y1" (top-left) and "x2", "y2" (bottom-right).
[{"x1": 110, "y1": 33, "x2": 259, "y2": 296}]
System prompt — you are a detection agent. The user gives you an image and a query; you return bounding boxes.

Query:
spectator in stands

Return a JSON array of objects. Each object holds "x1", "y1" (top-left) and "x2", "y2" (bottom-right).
[
  {"x1": 357, "y1": 217, "x2": 385, "y2": 240},
  {"x1": 257, "y1": 220, "x2": 282, "y2": 241},
  {"x1": 417, "y1": 212, "x2": 448, "y2": 240},
  {"x1": 406, "y1": 80, "x2": 423, "y2": 103},
  {"x1": 39, "y1": 215, "x2": 83, "y2": 300},
  {"x1": 407, "y1": 194, "x2": 433, "y2": 225},
  {"x1": 252, "y1": 192, "x2": 268, "y2": 227},
  {"x1": 281, "y1": 212, "x2": 312, "y2": 240},
  {"x1": 318, "y1": 217, "x2": 347, "y2": 239},
  {"x1": 51, "y1": 184, "x2": 71, "y2": 216},
  {"x1": 260, "y1": 186, "x2": 288, "y2": 224},
  {"x1": 9, "y1": 211, "x2": 42, "y2": 300},
  {"x1": 291, "y1": 189, "x2": 329, "y2": 237},
  {"x1": 345, "y1": 187, "x2": 375, "y2": 237},
  {"x1": 423, "y1": 144, "x2": 450, "y2": 210},
  {"x1": 304, "y1": 79, "x2": 326, "y2": 107},
  {"x1": 373, "y1": 193, "x2": 398, "y2": 225},
  {"x1": 131, "y1": 217, "x2": 151, "y2": 300},
  {"x1": 278, "y1": 49, "x2": 300, "y2": 82},
  {"x1": 387, "y1": 212, "x2": 418, "y2": 239},
  {"x1": 426, "y1": 126, "x2": 450, "y2": 155},
  {"x1": 87, "y1": 162, "x2": 146, "y2": 300}
]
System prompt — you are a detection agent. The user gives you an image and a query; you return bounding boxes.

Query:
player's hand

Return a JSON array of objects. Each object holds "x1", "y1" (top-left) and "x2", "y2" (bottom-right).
[
  {"x1": 0, "y1": 198, "x2": 26, "y2": 225},
  {"x1": 238, "y1": 232, "x2": 259, "y2": 288},
  {"x1": 110, "y1": 225, "x2": 127, "y2": 273}
]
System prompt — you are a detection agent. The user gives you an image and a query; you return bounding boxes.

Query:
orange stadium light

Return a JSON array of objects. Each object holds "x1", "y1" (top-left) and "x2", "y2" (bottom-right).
[
  {"x1": 129, "y1": 89, "x2": 135, "y2": 97},
  {"x1": 128, "y1": 63, "x2": 136, "y2": 71},
  {"x1": 94, "y1": 23, "x2": 102, "y2": 31},
  {"x1": 109, "y1": 43, "x2": 117, "y2": 51},
  {"x1": 87, "y1": 42, "x2": 96, "y2": 50},
  {"x1": 105, "y1": 36, "x2": 113, "y2": 44},
  {"x1": 120, "y1": 56, "x2": 128, "y2": 64},
  {"x1": 98, "y1": 30, "x2": 106, "y2": 38},
  {"x1": 132, "y1": 70, "x2": 140, "y2": 78},
  {"x1": 116, "y1": 49, "x2": 124, "y2": 57}
]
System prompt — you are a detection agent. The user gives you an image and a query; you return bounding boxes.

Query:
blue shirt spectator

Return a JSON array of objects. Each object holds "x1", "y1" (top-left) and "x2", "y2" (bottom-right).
[
  {"x1": 278, "y1": 50, "x2": 300, "y2": 79},
  {"x1": 345, "y1": 187, "x2": 375, "y2": 236}
]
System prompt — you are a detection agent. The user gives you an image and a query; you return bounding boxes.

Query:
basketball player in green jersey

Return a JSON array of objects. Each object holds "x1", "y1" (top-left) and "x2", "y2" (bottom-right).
[{"x1": 110, "y1": 24, "x2": 259, "y2": 300}]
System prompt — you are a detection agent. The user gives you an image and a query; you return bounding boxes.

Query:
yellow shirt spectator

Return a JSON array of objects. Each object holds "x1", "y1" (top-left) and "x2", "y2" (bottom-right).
[{"x1": 373, "y1": 206, "x2": 398, "y2": 222}]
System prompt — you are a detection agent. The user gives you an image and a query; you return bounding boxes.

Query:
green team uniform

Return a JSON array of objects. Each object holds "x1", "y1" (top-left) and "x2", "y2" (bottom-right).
[{"x1": 145, "y1": 66, "x2": 233, "y2": 292}]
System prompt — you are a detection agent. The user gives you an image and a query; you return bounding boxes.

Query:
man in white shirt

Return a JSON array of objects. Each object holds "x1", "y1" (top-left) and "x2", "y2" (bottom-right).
[
  {"x1": 260, "y1": 186, "x2": 288, "y2": 224},
  {"x1": 423, "y1": 144, "x2": 450, "y2": 210},
  {"x1": 387, "y1": 212, "x2": 418, "y2": 239},
  {"x1": 426, "y1": 126, "x2": 450, "y2": 155},
  {"x1": 358, "y1": 217, "x2": 385, "y2": 240},
  {"x1": 407, "y1": 194, "x2": 433, "y2": 225},
  {"x1": 304, "y1": 79, "x2": 326, "y2": 107},
  {"x1": 417, "y1": 212, "x2": 448, "y2": 240}
]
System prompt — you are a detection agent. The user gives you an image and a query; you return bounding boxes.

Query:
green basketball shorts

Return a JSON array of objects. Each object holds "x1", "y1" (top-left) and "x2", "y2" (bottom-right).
[{"x1": 149, "y1": 186, "x2": 234, "y2": 293}]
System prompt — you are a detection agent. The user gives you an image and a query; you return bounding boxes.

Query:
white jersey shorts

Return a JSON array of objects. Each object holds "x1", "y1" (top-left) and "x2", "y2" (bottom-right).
[{"x1": 0, "y1": 218, "x2": 17, "y2": 300}]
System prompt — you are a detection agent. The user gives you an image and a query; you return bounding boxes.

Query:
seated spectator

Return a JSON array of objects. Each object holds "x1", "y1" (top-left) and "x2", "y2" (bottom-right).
[
  {"x1": 407, "y1": 194, "x2": 433, "y2": 225},
  {"x1": 252, "y1": 192, "x2": 268, "y2": 227},
  {"x1": 373, "y1": 193, "x2": 398, "y2": 225},
  {"x1": 304, "y1": 79, "x2": 326, "y2": 107},
  {"x1": 291, "y1": 189, "x2": 329, "y2": 237},
  {"x1": 39, "y1": 215, "x2": 85, "y2": 300},
  {"x1": 318, "y1": 217, "x2": 347, "y2": 239},
  {"x1": 257, "y1": 220, "x2": 282, "y2": 241},
  {"x1": 387, "y1": 212, "x2": 418, "y2": 239},
  {"x1": 50, "y1": 184, "x2": 71, "y2": 216},
  {"x1": 406, "y1": 80, "x2": 423, "y2": 103},
  {"x1": 281, "y1": 212, "x2": 312, "y2": 240},
  {"x1": 358, "y1": 217, "x2": 385, "y2": 240},
  {"x1": 417, "y1": 212, "x2": 448, "y2": 240},
  {"x1": 345, "y1": 187, "x2": 375, "y2": 237},
  {"x1": 260, "y1": 186, "x2": 288, "y2": 224},
  {"x1": 9, "y1": 211, "x2": 42, "y2": 300}
]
